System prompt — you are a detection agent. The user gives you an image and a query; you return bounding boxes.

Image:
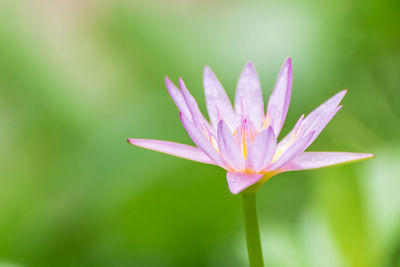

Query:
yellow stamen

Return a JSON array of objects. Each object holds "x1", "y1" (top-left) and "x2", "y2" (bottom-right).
[{"x1": 242, "y1": 133, "x2": 248, "y2": 158}]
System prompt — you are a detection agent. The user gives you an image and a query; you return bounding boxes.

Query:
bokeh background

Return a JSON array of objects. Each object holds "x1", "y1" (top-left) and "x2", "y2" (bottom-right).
[{"x1": 0, "y1": 0, "x2": 399, "y2": 266}]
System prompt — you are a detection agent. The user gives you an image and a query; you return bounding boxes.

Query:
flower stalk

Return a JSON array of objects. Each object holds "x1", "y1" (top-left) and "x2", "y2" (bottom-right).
[{"x1": 242, "y1": 193, "x2": 264, "y2": 267}]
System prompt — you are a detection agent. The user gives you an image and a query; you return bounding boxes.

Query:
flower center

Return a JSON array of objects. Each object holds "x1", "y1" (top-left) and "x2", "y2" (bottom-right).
[{"x1": 233, "y1": 118, "x2": 258, "y2": 159}]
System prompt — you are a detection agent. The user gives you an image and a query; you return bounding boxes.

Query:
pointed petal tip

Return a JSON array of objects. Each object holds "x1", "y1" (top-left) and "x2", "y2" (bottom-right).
[
  {"x1": 178, "y1": 112, "x2": 188, "y2": 124},
  {"x1": 335, "y1": 152, "x2": 375, "y2": 163},
  {"x1": 284, "y1": 57, "x2": 292, "y2": 65},
  {"x1": 125, "y1": 139, "x2": 216, "y2": 165},
  {"x1": 265, "y1": 57, "x2": 293, "y2": 136},
  {"x1": 203, "y1": 65, "x2": 212, "y2": 75},
  {"x1": 363, "y1": 153, "x2": 375, "y2": 159},
  {"x1": 178, "y1": 77, "x2": 189, "y2": 93},
  {"x1": 283, "y1": 152, "x2": 375, "y2": 172},
  {"x1": 164, "y1": 76, "x2": 175, "y2": 88},
  {"x1": 127, "y1": 138, "x2": 144, "y2": 146},
  {"x1": 245, "y1": 61, "x2": 255, "y2": 69},
  {"x1": 240, "y1": 61, "x2": 255, "y2": 73},
  {"x1": 235, "y1": 61, "x2": 264, "y2": 128},
  {"x1": 325, "y1": 90, "x2": 347, "y2": 104},
  {"x1": 203, "y1": 65, "x2": 217, "y2": 80},
  {"x1": 334, "y1": 89, "x2": 347, "y2": 101},
  {"x1": 278, "y1": 57, "x2": 292, "y2": 72},
  {"x1": 165, "y1": 76, "x2": 177, "y2": 91},
  {"x1": 264, "y1": 125, "x2": 276, "y2": 138}
]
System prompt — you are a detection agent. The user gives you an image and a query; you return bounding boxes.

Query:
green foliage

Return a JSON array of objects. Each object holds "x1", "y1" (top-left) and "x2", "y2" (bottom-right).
[{"x1": 0, "y1": 0, "x2": 398, "y2": 266}]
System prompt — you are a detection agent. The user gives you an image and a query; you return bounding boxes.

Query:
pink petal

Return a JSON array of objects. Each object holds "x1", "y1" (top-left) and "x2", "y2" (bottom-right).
[
  {"x1": 302, "y1": 90, "x2": 347, "y2": 130},
  {"x1": 226, "y1": 172, "x2": 264, "y2": 194},
  {"x1": 282, "y1": 152, "x2": 374, "y2": 171},
  {"x1": 165, "y1": 77, "x2": 191, "y2": 119},
  {"x1": 305, "y1": 105, "x2": 342, "y2": 148},
  {"x1": 246, "y1": 127, "x2": 277, "y2": 172},
  {"x1": 180, "y1": 113, "x2": 223, "y2": 166},
  {"x1": 179, "y1": 78, "x2": 214, "y2": 134},
  {"x1": 128, "y1": 138, "x2": 215, "y2": 165},
  {"x1": 217, "y1": 120, "x2": 245, "y2": 171},
  {"x1": 203, "y1": 66, "x2": 238, "y2": 130},
  {"x1": 266, "y1": 57, "x2": 292, "y2": 137},
  {"x1": 293, "y1": 114, "x2": 305, "y2": 133},
  {"x1": 278, "y1": 90, "x2": 346, "y2": 151},
  {"x1": 268, "y1": 131, "x2": 315, "y2": 171},
  {"x1": 299, "y1": 90, "x2": 346, "y2": 144},
  {"x1": 234, "y1": 62, "x2": 265, "y2": 130}
]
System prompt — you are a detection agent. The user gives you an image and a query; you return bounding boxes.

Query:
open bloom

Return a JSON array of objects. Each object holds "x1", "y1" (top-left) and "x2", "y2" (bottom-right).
[{"x1": 128, "y1": 58, "x2": 373, "y2": 194}]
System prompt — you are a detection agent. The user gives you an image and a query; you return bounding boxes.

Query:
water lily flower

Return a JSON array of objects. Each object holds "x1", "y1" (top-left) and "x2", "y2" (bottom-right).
[{"x1": 128, "y1": 58, "x2": 373, "y2": 194}]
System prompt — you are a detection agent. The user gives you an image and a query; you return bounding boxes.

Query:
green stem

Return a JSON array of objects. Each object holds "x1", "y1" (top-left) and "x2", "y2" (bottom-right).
[{"x1": 242, "y1": 193, "x2": 264, "y2": 267}]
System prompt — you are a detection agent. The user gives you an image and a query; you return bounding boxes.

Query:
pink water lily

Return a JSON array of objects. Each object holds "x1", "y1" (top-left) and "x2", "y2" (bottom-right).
[{"x1": 128, "y1": 58, "x2": 373, "y2": 194}]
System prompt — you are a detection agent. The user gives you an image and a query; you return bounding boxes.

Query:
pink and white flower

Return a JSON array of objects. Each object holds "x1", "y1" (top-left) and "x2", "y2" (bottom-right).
[{"x1": 128, "y1": 58, "x2": 373, "y2": 194}]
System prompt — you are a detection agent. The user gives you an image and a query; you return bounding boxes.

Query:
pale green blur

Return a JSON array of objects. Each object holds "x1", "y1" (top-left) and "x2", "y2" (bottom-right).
[{"x1": 0, "y1": 0, "x2": 399, "y2": 266}]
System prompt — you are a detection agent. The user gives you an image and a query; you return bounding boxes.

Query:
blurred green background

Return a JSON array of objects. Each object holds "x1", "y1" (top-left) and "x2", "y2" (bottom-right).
[{"x1": 0, "y1": 0, "x2": 399, "y2": 266}]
